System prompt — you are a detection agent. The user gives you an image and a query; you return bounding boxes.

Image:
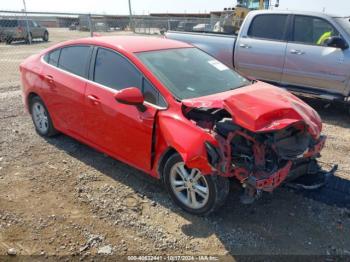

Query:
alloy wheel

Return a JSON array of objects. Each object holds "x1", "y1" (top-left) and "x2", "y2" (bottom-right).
[
  {"x1": 169, "y1": 162, "x2": 209, "y2": 209},
  {"x1": 32, "y1": 102, "x2": 49, "y2": 133}
]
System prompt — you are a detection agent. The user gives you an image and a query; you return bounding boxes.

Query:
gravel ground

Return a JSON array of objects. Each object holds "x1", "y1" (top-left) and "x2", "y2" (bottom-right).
[{"x1": 0, "y1": 28, "x2": 349, "y2": 258}]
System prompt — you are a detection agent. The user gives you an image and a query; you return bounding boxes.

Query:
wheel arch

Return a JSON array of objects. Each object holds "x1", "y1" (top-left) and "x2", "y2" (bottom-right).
[
  {"x1": 27, "y1": 92, "x2": 40, "y2": 113},
  {"x1": 157, "y1": 146, "x2": 178, "y2": 181}
]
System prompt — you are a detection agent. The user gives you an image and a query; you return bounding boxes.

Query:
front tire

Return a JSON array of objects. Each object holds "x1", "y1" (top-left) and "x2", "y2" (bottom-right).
[
  {"x1": 43, "y1": 31, "x2": 49, "y2": 42},
  {"x1": 163, "y1": 153, "x2": 229, "y2": 215},
  {"x1": 30, "y1": 96, "x2": 58, "y2": 137}
]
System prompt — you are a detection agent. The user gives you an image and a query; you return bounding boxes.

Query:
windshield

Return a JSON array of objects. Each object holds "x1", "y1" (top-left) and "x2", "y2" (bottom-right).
[
  {"x1": 136, "y1": 48, "x2": 250, "y2": 100},
  {"x1": 334, "y1": 17, "x2": 350, "y2": 35}
]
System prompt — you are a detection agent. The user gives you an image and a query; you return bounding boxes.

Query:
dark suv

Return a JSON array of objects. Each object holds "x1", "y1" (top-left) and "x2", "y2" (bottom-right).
[{"x1": 0, "y1": 19, "x2": 48, "y2": 44}]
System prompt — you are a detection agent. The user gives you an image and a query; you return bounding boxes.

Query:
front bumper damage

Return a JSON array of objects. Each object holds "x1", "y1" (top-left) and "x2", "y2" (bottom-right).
[
  {"x1": 207, "y1": 125, "x2": 334, "y2": 204},
  {"x1": 181, "y1": 83, "x2": 335, "y2": 204}
]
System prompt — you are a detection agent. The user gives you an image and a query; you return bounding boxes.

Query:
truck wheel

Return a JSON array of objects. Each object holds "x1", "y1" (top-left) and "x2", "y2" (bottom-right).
[
  {"x1": 30, "y1": 96, "x2": 58, "y2": 137},
  {"x1": 163, "y1": 153, "x2": 229, "y2": 215},
  {"x1": 43, "y1": 31, "x2": 49, "y2": 42}
]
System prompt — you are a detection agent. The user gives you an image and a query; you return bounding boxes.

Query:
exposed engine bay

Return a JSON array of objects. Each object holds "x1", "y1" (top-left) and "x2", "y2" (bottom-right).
[{"x1": 183, "y1": 106, "x2": 333, "y2": 203}]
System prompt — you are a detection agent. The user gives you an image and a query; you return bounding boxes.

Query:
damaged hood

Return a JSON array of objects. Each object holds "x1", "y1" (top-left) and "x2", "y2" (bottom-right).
[{"x1": 182, "y1": 82, "x2": 322, "y2": 138}]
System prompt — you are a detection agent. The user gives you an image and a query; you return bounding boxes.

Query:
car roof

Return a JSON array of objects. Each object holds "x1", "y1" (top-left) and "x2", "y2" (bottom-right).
[
  {"x1": 249, "y1": 9, "x2": 340, "y2": 19},
  {"x1": 59, "y1": 36, "x2": 192, "y2": 53}
]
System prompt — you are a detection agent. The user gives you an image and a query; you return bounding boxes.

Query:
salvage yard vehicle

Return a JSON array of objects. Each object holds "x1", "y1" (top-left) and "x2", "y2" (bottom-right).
[
  {"x1": 0, "y1": 18, "x2": 49, "y2": 44},
  {"x1": 20, "y1": 36, "x2": 330, "y2": 215},
  {"x1": 166, "y1": 10, "x2": 350, "y2": 113}
]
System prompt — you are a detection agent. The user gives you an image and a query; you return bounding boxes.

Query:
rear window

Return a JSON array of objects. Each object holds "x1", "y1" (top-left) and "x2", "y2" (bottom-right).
[
  {"x1": 248, "y1": 14, "x2": 288, "y2": 41},
  {"x1": 0, "y1": 20, "x2": 19, "y2": 27},
  {"x1": 58, "y1": 46, "x2": 91, "y2": 77}
]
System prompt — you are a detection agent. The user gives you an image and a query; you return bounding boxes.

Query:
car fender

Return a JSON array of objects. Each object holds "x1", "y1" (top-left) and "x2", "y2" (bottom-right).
[{"x1": 157, "y1": 112, "x2": 217, "y2": 175}]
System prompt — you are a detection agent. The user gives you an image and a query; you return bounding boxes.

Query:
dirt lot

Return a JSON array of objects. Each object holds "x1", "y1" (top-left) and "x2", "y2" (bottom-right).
[{"x1": 0, "y1": 28, "x2": 350, "y2": 259}]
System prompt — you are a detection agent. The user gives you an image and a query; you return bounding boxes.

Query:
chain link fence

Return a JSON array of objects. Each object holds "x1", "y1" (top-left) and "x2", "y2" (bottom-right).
[
  {"x1": 133, "y1": 16, "x2": 218, "y2": 34},
  {"x1": 0, "y1": 10, "x2": 135, "y2": 89}
]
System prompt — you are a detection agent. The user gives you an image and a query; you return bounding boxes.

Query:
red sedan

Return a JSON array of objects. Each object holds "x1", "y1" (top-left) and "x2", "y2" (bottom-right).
[{"x1": 20, "y1": 36, "x2": 326, "y2": 215}]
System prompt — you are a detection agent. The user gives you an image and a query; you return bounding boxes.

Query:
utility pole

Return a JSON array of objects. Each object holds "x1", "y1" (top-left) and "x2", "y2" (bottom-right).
[
  {"x1": 22, "y1": 0, "x2": 31, "y2": 44},
  {"x1": 128, "y1": 0, "x2": 134, "y2": 32}
]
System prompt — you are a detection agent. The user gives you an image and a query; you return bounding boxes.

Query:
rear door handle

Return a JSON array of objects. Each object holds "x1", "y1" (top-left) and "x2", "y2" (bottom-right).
[
  {"x1": 87, "y1": 94, "x2": 100, "y2": 105},
  {"x1": 45, "y1": 75, "x2": 54, "y2": 83},
  {"x1": 239, "y1": 43, "x2": 251, "y2": 49},
  {"x1": 290, "y1": 49, "x2": 305, "y2": 55}
]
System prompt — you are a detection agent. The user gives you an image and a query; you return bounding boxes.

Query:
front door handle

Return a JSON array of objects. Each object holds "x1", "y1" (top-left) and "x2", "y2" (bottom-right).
[
  {"x1": 290, "y1": 49, "x2": 305, "y2": 55},
  {"x1": 87, "y1": 94, "x2": 100, "y2": 105},
  {"x1": 239, "y1": 43, "x2": 252, "y2": 49}
]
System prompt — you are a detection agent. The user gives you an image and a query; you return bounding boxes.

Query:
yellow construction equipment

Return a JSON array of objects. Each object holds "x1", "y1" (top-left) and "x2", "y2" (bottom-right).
[{"x1": 214, "y1": 0, "x2": 279, "y2": 33}]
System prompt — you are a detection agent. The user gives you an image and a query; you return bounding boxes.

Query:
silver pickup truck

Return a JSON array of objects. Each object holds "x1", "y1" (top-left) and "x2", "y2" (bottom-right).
[{"x1": 166, "y1": 10, "x2": 350, "y2": 111}]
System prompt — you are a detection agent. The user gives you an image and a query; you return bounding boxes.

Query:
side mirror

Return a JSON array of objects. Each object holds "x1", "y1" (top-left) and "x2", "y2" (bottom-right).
[
  {"x1": 114, "y1": 87, "x2": 145, "y2": 109},
  {"x1": 325, "y1": 36, "x2": 348, "y2": 50}
]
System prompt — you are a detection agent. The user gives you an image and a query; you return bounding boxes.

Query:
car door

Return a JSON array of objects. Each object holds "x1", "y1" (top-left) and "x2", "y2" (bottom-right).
[
  {"x1": 234, "y1": 14, "x2": 289, "y2": 82},
  {"x1": 31, "y1": 21, "x2": 43, "y2": 38},
  {"x1": 84, "y1": 47, "x2": 164, "y2": 171},
  {"x1": 41, "y1": 45, "x2": 92, "y2": 137},
  {"x1": 27, "y1": 20, "x2": 37, "y2": 38},
  {"x1": 282, "y1": 15, "x2": 350, "y2": 95}
]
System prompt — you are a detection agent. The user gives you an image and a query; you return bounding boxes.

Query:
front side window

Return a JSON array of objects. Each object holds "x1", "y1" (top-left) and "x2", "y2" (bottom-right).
[
  {"x1": 136, "y1": 48, "x2": 250, "y2": 100},
  {"x1": 94, "y1": 48, "x2": 141, "y2": 90},
  {"x1": 334, "y1": 17, "x2": 350, "y2": 35},
  {"x1": 293, "y1": 16, "x2": 339, "y2": 45},
  {"x1": 58, "y1": 46, "x2": 91, "y2": 77},
  {"x1": 248, "y1": 14, "x2": 288, "y2": 41},
  {"x1": 142, "y1": 78, "x2": 166, "y2": 107}
]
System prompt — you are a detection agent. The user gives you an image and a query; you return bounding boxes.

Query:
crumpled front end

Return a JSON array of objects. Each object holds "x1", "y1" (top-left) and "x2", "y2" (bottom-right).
[
  {"x1": 212, "y1": 118, "x2": 326, "y2": 192},
  {"x1": 181, "y1": 83, "x2": 330, "y2": 202}
]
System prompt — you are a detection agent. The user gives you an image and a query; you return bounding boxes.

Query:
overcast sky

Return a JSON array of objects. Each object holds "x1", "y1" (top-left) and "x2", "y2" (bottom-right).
[{"x1": 1, "y1": 0, "x2": 349, "y2": 16}]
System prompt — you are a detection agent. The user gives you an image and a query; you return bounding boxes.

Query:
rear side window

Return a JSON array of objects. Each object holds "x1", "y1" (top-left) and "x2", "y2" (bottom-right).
[
  {"x1": 0, "y1": 20, "x2": 18, "y2": 27},
  {"x1": 293, "y1": 16, "x2": 339, "y2": 45},
  {"x1": 94, "y1": 48, "x2": 141, "y2": 90},
  {"x1": 49, "y1": 49, "x2": 60, "y2": 66},
  {"x1": 44, "y1": 49, "x2": 61, "y2": 67},
  {"x1": 248, "y1": 14, "x2": 288, "y2": 41},
  {"x1": 58, "y1": 46, "x2": 91, "y2": 77}
]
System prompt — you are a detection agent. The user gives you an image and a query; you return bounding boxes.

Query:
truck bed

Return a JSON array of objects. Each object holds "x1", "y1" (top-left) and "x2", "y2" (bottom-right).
[{"x1": 165, "y1": 31, "x2": 236, "y2": 69}]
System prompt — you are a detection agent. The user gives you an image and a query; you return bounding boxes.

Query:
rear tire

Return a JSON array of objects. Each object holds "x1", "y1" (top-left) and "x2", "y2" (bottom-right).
[
  {"x1": 163, "y1": 153, "x2": 229, "y2": 216},
  {"x1": 29, "y1": 96, "x2": 58, "y2": 137}
]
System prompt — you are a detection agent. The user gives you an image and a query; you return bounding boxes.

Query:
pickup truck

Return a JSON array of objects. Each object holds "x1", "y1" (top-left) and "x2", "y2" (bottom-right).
[{"x1": 166, "y1": 10, "x2": 350, "y2": 112}]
